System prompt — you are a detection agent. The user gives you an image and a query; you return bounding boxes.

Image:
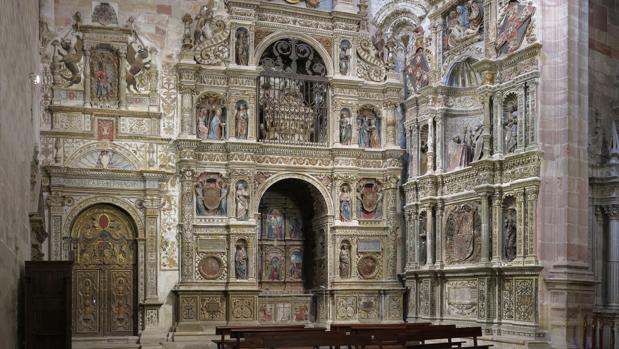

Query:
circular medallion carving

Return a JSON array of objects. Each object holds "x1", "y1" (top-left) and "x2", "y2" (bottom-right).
[
  {"x1": 198, "y1": 255, "x2": 223, "y2": 280},
  {"x1": 357, "y1": 256, "x2": 378, "y2": 279}
]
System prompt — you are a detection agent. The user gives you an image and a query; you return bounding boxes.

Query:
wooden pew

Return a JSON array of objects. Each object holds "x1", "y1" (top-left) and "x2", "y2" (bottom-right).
[
  {"x1": 394, "y1": 326, "x2": 490, "y2": 349},
  {"x1": 229, "y1": 327, "x2": 327, "y2": 349},
  {"x1": 243, "y1": 330, "x2": 373, "y2": 349},
  {"x1": 214, "y1": 325, "x2": 306, "y2": 349}
]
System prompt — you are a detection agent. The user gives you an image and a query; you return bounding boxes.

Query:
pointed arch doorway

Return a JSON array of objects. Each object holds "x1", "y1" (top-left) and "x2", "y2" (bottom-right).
[{"x1": 71, "y1": 204, "x2": 138, "y2": 336}]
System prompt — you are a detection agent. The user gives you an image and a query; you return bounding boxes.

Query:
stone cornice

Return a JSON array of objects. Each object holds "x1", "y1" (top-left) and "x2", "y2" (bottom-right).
[{"x1": 49, "y1": 104, "x2": 161, "y2": 119}]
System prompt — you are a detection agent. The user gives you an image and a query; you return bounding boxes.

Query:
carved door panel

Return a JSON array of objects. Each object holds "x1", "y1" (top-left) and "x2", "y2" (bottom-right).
[{"x1": 72, "y1": 205, "x2": 136, "y2": 337}]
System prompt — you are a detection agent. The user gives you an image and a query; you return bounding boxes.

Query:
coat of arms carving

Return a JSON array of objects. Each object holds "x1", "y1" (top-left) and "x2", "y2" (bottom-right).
[
  {"x1": 445, "y1": 204, "x2": 481, "y2": 264},
  {"x1": 357, "y1": 179, "x2": 383, "y2": 219},
  {"x1": 195, "y1": 172, "x2": 228, "y2": 216}
]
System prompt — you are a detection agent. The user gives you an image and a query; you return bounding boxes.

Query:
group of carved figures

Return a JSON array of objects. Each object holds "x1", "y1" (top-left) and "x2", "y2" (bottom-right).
[
  {"x1": 196, "y1": 95, "x2": 249, "y2": 140},
  {"x1": 195, "y1": 173, "x2": 251, "y2": 221},
  {"x1": 338, "y1": 180, "x2": 383, "y2": 221},
  {"x1": 443, "y1": 0, "x2": 484, "y2": 50},
  {"x1": 339, "y1": 107, "x2": 381, "y2": 148},
  {"x1": 449, "y1": 124, "x2": 484, "y2": 170}
]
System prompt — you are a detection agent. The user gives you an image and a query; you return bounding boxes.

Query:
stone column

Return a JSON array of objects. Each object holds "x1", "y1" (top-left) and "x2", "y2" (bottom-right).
[
  {"x1": 481, "y1": 90, "x2": 492, "y2": 158},
  {"x1": 426, "y1": 204, "x2": 435, "y2": 266},
  {"x1": 180, "y1": 168, "x2": 195, "y2": 282},
  {"x1": 605, "y1": 205, "x2": 619, "y2": 307},
  {"x1": 180, "y1": 87, "x2": 194, "y2": 136},
  {"x1": 46, "y1": 193, "x2": 65, "y2": 261},
  {"x1": 405, "y1": 207, "x2": 418, "y2": 270},
  {"x1": 435, "y1": 110, "x2": 444, "y2": 172},
  {"x1": 119, "y1": 49, "x2": 128, "y2": 109},
  {"x1": 492, "y1": 191, "x2": 503, "y2": 264},
  {"x1": 83, "y1": 50, "x2": 91, "y2": 106},
  {"x1": 143, "y1": 191, "x2": 161, "y2": 301},
  {"x1": 527, "y1": 80, "x2": 538, "y2": 148},
  {"x1": 426, "y1": 118, "x2": 435, "y2": 173},
  {"x1": 411, "y1": 124, "x2": 419, "y2": 177},
  {"x1": 516, "y1": 190, "x2": 526, "y2": 261},
  {"x1": 384, "y1": 102, "x2": 396, "y2": 147},
  {"x1": 493, "y1": 92, "x2": 504, "y2": 156},
  {"x1": 436, "y1": 203, "x2": 444, "y2": 267},
  {"x1": 351, "y1": 107, "x2": 359, "y2": 146},
  {"x1": 594, "y1": 207, "x2": 605, "y2": 306},
  {"x1": 480, "y1": 191, "x2": 490, "y2": 263},
  {"x1": 516, "y1": 88, "x2": 526, "y2": 152},
  {"x1": 525, "y1": 187, "x2": 538, "y2": 264}
]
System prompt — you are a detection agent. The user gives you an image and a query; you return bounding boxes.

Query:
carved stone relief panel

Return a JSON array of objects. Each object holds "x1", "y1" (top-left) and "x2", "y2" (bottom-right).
[
  {"x1": 445, "y1": 279, "x2": 478, "y2": 318},
  {"x1": 230, "y1": 296, "x2": 255, "y2": 321},
  {"x1": 445, "y1": 203, "x2": 481, "y2": 264},
  {"x1": 336, "y1": 295, "x2": 357, "y2": 320}
]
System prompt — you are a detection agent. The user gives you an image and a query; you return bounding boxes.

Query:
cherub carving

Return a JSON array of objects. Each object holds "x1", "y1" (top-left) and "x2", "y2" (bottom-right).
[{"x1": 126, "y1": 19, "x2": 151, "y2": 93}]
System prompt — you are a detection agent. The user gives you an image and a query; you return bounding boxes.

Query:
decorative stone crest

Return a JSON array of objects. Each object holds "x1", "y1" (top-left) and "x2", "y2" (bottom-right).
[
  {"x1": 182, "y1": 2, "x2": 230, "y2": 65},
  {"x1": 356, "y1": 38, "x2": 386, "y2": 82},
  {"x1": 356, "y1": 179, "x2": 383, "y2": 219},
  {"x1": 195, "y1": 172, "x2": 228, "y2": 216},
  {"x1": 445, "y1": 204, "x2": 481, "y2": 263}
]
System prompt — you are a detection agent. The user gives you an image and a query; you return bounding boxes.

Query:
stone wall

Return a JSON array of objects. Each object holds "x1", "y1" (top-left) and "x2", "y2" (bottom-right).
[{"x1": 0, "y1": 0, "x2": 40, "y2": 348}]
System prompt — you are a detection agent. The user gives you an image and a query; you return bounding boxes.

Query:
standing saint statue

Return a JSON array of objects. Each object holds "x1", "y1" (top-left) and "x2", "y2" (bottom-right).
[
  {"x1": 235, "y1": 101, "x2": 248, "y2": 139},
  {"x1": 339, "y1": 244, "x2": 351, "y2": 279},
  {"x1": 339, "y1": 184, "x2": 352, "y2": 221},
  {"x1": 235, "y1": 181, "x2": 250, "y2": 220},
  {"x1": 235, "y1": 244, "x2": 248, "y2": 279},
  {"x1": 340, "y1": 109, "x2": 352, "y2": 145}
]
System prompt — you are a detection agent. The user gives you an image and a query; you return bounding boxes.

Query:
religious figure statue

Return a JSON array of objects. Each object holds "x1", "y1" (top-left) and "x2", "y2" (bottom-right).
[
  {"x1": 208, "y1": 108, "x2": 225, "y2": 140},
  {"x1": 339, "y1": 244, "x2": 351, "y2": 278},
  {"x1": 269, "y1": 256, "x2": 281, "y2": 281},
  {"x1": 358, "y1": 117, "x2": 369, "y2": 148},
  {"x1": 443, "y1": 0, "x2": 484, "y2": 50},
  {"x1": 496, "y1": 0, "x2": 536, "y2": 56},
  {"x1": 450, "y1": 127, "x2": 471, "y2": 170},
  {"x1": 126, "y1": 25, "x2": 151, "y2": 94},
  {"x1": 385, "y1": 37, "x2": 396, "y2": 71},
  {"x1": 419, "y1": 235, "x2": 427, "y2": 266},
  {"x1": 193, "y1": 4, "x2": 214, "y2": 45},
  {"x1": 340, "y1": 109, "x2": 352, "y2": 145},
  {"x1": 197, "y1": 94, "x2": 227, "y2": 140},
  {"x1": 235, "y1": 244, "x2": 248, "y2": 279},
  {"x1": 504, "y1": 110, "x2": 518, "y2": 153},
  {"x1": 358, "y1": 108, "x2": 381, "y2": 149},
  {"x1": 235, "y1": 28, "x2": 249, "y2": 66},
  {"x1": 503, "y1": 207, "x2": 517, "y2": 261},
  {"x1": 471, "y1": 124, "x2": 484, "y2": 161},
  {"x1": 235, "y1": 101, "x2": 249, "y2": 139},
  {"x1": 51, "y1": 12, "x2": 83, "y2": 87},
  {"x1": 368, "y1": 118, "x2": 381, "y2": 148},
  {"x1": 339, "y1": 184, "x2": 352, "y2": 221},
  {"x1": 235, "y1": 181, "x2": 250, "y2": 220},
  {"x1": 372, "y1": 30, "x2": 386, "y2": 63},
  {"x1": 339, "y1": 40, "x2": 351, "y2": 75}
]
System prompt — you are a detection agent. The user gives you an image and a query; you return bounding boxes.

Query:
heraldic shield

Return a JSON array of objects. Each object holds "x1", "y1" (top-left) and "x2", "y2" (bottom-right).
[
  {"x1": 357, "y1": 180, "x2": 382, "y2": 219},
  {"x1": 195, "y1": 172, "x2": 227, "y2": 216}
]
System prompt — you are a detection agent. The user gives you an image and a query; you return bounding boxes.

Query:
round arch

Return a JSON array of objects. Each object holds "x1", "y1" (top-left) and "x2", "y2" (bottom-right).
[
  {"x1": 253, "y1": 173, "x2": 334, "y2": 217},
  {"x1": 64, "y1": 196, "x2": 145, "y2": 239},
  {"x1": 66, "y1": 142, "x2": 143, "y2": 170},
  {"x1": 253, "y1": 32, "x2": 335, "y2": 77}
]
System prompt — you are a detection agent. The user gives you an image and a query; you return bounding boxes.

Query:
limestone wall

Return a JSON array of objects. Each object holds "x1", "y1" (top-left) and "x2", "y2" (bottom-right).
[{"x1": 0, "y1": 0, "x2": 40, "y2": 348}]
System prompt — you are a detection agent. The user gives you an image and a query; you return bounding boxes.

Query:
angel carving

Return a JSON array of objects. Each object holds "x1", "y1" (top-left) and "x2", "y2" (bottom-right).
[{"x1": 126, "y1": 19, "x2": 151, "y2": 94}]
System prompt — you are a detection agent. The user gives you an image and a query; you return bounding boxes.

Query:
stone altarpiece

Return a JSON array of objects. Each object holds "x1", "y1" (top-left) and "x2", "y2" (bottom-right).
[{"x1": 402, "y1": 0, "x2": 543, "y2": 342}]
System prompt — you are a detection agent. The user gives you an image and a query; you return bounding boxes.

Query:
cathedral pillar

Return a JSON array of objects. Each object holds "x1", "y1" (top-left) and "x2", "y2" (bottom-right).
[
  {"x1": 180, "y1": 168, "x2": 195, "y2": 282},
  {"x1": 480, "y1": 89, "x2": 492, "y2": 158},
  {"x1": 525, "y1": 187, "x2": 539, "y2": 264},
  {"x1": 119, "y1": 48, "x2": 128, "y2": 109},
  {"x1": 435, "y1": 110, "x2": 444, "y2": 172},
  {"x1": 594, "y1": 207, "x2": 605, "y2": 306},
  {"x1": 180, "y1": 88, "x2": 194, "y2": 136},
  {"x1": 426, "y1": 118, "x2": 435, "y2": 173},
  {"x1": 479, "y1": 190, "x2": 491, "y2": 264},
  {"x1": 491, "y1": 191, "x2": 503, "y2": 264},
  {"x1": 493, "y1": 91, "x2": 504, "y2": 156},
  {"x1": 436, "y1": 202, "x2": 444, "y2": 267},
  {"x1": 425, "y1": 203, "x2": 435, "y2": 267},
  {"x1": 405, "y1": 206, "x2": 418, "y2": 270},
  {"x1": 516, "y1": 190, "x2": 526, "y2": 261},
  {"x1": 83, "y1": 50, "x2": 91, "y2": 106},
  {"x1": 384, "y1": 102, "x2": 396, "y2": 147},
  {"x1": 605, "y1": 205, "x2": 619, "y2": 307}
]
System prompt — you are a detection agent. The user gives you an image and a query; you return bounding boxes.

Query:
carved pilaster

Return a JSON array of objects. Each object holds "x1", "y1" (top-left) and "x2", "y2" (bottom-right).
[
  {"x1": 516, "y1": 88, "x2": 526, "y2": 152},
  {"x1": 180, "y1": 87, "x2": 195, "y2": 136},
  {"x1": 435, "y1": 110, "x2": 445, "y2": 172},
  {"x1": 425, "y1": 203, "x2": 435, "y2": 267},
  {"x1": 411, "y1": 124, "x2": 419, "y2": 178},
  {"x1": 527, "y1": 80, "x2": 538, "y2": 148},
  {"x1": 47, "y1": 192, "x2": 65, "y2": 261},
  {"x1": 480, "y1": 191, "x2": 490, "y2": 263},
  {"x1": 180, "y1": 168, "x2": 195, "y2": 282},
  {"x1": 119, "y1": 49, "x2": 128, "y2": 109},
  {"x1": 492, "y1": 191, "x2": 502, "y2": 264},
  {"x1": 143, "y1": 194, "x2": 161, "y2": 301},
  {"x1": 405, "y1": 207, "x2": 418, "y2": 270},
  {"x1": 427, "y1": 118, "x2": 435, "y2": 174},
  {"x1": 493, "y1": 91, "x2": 504, "y2": 156},
  {"x1": 436, "y1": 202, "x2": 444, "y2": 267},
  {"x1": 525, "y1": 187, "x2": 538, "y2": 264},
  {"x1": 603, "y1": 204, "x2": 619, "y2": 306},
  {"x1": 83, "y1": 50, "x2": 91, "y2": 106},
  {"x1": 516, "y1": 190, "x2": 526, "y2": 261}
]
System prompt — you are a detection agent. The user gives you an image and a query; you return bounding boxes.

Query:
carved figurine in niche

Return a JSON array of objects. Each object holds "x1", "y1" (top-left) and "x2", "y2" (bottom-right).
[
  {"x1": 357, "y1": 107, "x2": 381, "y2": 148},
  {"x1": 91, "y1": 46, "x2": 119, "y2": 104},
  {"x1": 504, "y1": 108, "x2": 518, "y2": 153},
  {"x1": 357, "y1": 179, "x2": 383, "y2": 219},
  {"x1": 339, "y1": 40, "x2": 351, "y2": 75},
  {"x1": 234, "y1": 100, "x2": 249, "y2": 139},
  {"x1": 443, "y1": 0, "x2": 484, "y2": 51},
  {"x1": 265, "y1": 209, "x2": 284, "y2": 240},
  {"x1": 496, "y1": 0, "x2": 536, "y2": 56},
  {"x1": 339, "y1": 242, "x2": 351, "y2": 279},
  {"x1": 340, "y1": 109, "x2": 353, "y2": 145},
  {"x1": 92, "y1": 2, "x2": 118, "y2": 25},
  {"x1": 183, "y1": 0, "x2": 230, "y2": 65},
  {"x1": 235, "y1": 28, "x2": 249, "y2": 66},
  {"x1": 420, "y1": 140, "x2": 429, "y2": 174},
  {"x1": 235, "y1": 180, "x2": 250, "y2": 221},
  {"x1": 503, "y1": 205, "x2": 517, "y2": 261},
  {"x1": 418, "y1": 213, "x2": 427, "y2": 265},
  {"x1": 193, "y1": 4, "x2": 214, "y2": 45},
  {"x1": 126, "y1": 22, "x2": 152, "y2": 94},
  {"x1": 289, "y1": 250, "x2": 303, "y2": 280},
  {"x1": 471, "y1": 124, "x2": 484, "y2": 161},
  {"x1": 235, "y1": 242, "x2": 248, "y2": 279},
  {"x1": 51, "y1": 12, "x2": 83, "y2": 87},
  {"x1": 385, "y1": 37, "x2": 396, "y2": 70},
  {"x1": 449, "y1": 127, "x2": 471, "y2": 170},
  {"x1": 267, "y1": 255, "x2": 282, "y2": 281},
  {"x1": 195, "y1": 172, "x2": 227, "y2": 216},
  {"x1": 339, "y1": 183, "x2": 353, "y2": 222},
  {"x1": 197, "y1": 94, "x2": 226, "y2": 140},
  {"x1": 372, "y1": 29, "x2": 386, "y2": 63}
]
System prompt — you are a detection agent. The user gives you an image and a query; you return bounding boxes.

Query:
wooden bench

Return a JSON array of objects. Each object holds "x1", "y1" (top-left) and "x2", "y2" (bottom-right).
[
  {"x1": 229, "y1": 327, "x2": 327, "y2": 349},
  {"x1": 214, "y1": 325, "x2": 306, "y2": 349},
  {"x1": 243, "y1": 330, "x2": 373, "y2": 349},
  {"x1": 395, "y1": 326, "x2": 490, "y2": 349}
]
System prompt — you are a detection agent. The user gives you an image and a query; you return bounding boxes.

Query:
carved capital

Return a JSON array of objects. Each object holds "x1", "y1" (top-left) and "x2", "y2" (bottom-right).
[{"x1": 602, "y1": 204, "x2": 619, "y2": 219}]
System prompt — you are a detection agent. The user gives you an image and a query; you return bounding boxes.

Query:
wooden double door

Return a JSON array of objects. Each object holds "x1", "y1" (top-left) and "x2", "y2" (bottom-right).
[{"x1": 72, "y1": 205, "x2": 137, "y2": 336}]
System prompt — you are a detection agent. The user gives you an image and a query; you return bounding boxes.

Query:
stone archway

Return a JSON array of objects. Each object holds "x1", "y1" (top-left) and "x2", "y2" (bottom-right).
[
  {"x1": 70, "y1": 204, "x2": 138, "y2": 337},
  {"x1": 255, "y1": 178, "x2": 330, "y2": 323}
]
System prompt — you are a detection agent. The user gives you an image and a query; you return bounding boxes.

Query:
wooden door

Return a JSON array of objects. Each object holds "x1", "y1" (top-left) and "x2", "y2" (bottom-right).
[{"x1": 72, "y1": 205, "x2": 136, "y2": 336}]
